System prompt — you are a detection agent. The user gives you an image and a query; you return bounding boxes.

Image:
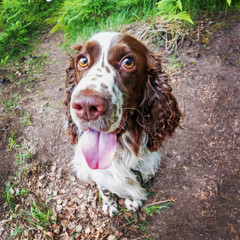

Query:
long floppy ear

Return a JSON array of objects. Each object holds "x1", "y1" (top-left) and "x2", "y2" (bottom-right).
[
  {"x1": 138, "y1": 52, "x2": 182, "y2": 151},
  {"x1": 63, "y1": 56, "x2": 78, "y2": 144}
]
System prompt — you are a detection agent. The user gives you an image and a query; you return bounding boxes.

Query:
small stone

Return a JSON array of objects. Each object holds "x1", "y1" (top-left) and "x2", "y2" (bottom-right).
[
  {"x1": 68, "y1": 222, "x2": 75, "y2": 230},
  {"x1": 57, "y1": 198, "x2": 63, "y2": 205},
  {"x1": 85, "y1": 227, "x2": 91, "y2": 234},
  {"x1": 56, "y1": 173, "x2": 62, "y2": 179},
  {"x1": 70, "y1": 176, "x2": 76, "y2": 182},
  {"x1": 76, "y1": 225, "x2": 83, "y2": 232},
  {"x1": 66, "y1": 201, "x2": 74, "y2": 207},
  {"x1": 108, "y1": 235, "x2": 115, "y2": 240},
  {"x1": 62, "y1": 200, "x2": 67, "y2": 207},
  {"x1": 9, "y1": 188, "x2": 14, "y2": 195},
  {"x1": 78, "y1": 194, "x2": 83, "y2": 199},
  {"x1": 39, "y1": 175, "x2": 45, "y2": 180},
  {"x1": 56, "y1": 205, "x2": 62, "y2": 212},
  {"x1": 51, "y1": 165, "x2": 56, "y2": 172},
  {"x1": 58, "y1": 189, "x2": 65, "y2": 195},
  {"x1": 54, "y1": 226, "x2": 60, "y2": 234},
  {"x1": 60, "y1": 232, "x2": 70, "y2": 240},
  {"x1": 61, "y1": 219, "x2": 68, "y2": 230}
]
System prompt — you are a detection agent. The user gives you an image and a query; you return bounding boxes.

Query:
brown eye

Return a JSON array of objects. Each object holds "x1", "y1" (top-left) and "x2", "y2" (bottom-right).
[
  {"x1": 78, "y1": 57, "x2": 88, "y2": 68},
  {"x1": 121, "y1": 57, "x2": 135, "y2": 70}
]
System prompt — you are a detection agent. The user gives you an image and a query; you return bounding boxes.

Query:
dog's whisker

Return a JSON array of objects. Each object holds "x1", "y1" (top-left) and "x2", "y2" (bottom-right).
[
  {"x1": 121, "y1": 92, "x2": 130, "y2": 98},
  {"x1": 122, "y1": 107, "x2": 144, "y2": 119}
]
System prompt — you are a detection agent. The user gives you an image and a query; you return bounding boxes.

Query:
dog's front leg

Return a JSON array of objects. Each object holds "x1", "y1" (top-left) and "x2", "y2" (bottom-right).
[{"x1": 98, "y1": 186, "x2": 118, "y2": 217}]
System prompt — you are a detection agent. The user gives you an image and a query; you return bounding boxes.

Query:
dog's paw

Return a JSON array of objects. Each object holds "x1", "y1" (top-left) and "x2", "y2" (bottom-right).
[
  {"x1": 102, "y1": 199, "x2": 118, "y2": 217},
  {"x1": 125, "y1": 199, "x2": 143, "y2": 211}
]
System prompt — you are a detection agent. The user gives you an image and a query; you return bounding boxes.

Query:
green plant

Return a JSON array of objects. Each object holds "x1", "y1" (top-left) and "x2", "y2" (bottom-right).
[
  {"x1": 0, "y1": 55, "x2": 9, "y2": 66},
  {"x1": 2, "y1": 99, "x2": 12, "y2": 112},
  {"x1": 2, "y1": 93, "x2": 20, "y2": 112},
  {"x1": 113, "y1": 199, "x2": 175, "y2": 233},
  {"x1": 25, "y1": 199, "x2": 56, "y2": 232},
  {"x1": 4, "y1": 183, "x2": 56, "y2": 239},
  {"x1": 5, "y1": 183, "x2": 30, "y2": 210},
  {"x1": 0, "y1": 0, "x2": 63, "y2": 62},
  {"x1": 8, "y1": 128, "x2": 20, "y2": 151},
  {"x1": 20, "y1": 112, "x2": 32, "y2": 127},
  {"x1": 167, "y1": 48, "x2": 184, "y2": 72},
  {"x1": 52, "y1": 0, "x2": 157, "y2": 42},
  {"x1": 15, "y1": 150, "x2": 33, "y2": 165},
  {"x1": 157, "y1": 0, "x2": 193, "y2": 24},
  {"x1": 142, "y1": 200, "x2": 173, "y2": 219},
  {"x1": 9, "y1": 226, "x2": 24, "y2": 239}
]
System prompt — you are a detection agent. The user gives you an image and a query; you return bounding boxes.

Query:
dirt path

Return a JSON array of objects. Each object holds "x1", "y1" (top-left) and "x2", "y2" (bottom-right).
[
  {"x1": 147, "y1": 18, "x2": 240, "y2": 239},
  {"x1": 0, "y1": 16, "x2": 239, "y2": 239}
]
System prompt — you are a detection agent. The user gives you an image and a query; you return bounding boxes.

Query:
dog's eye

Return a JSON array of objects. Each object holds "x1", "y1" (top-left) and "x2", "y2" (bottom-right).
[
  {"x1": 78, "y1": 57, "x2": 88, "y2": 68},
  {"x1": 121, "y1": 57, "x2": 135, "y2": 70}
]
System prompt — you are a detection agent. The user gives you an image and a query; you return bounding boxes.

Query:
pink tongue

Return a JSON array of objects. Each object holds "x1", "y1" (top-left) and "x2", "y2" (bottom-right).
[{"x1": 81, "y1": 129, "x2": 117, "y2": 169}]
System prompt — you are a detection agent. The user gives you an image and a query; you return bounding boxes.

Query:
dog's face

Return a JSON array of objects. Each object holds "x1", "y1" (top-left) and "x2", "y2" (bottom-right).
[
  {"x1": 66, "y1": 32, "x2": 181, "y2": 169},
  {"x1": 70, "y1": 32, "x2": 149, "y2": 134}
]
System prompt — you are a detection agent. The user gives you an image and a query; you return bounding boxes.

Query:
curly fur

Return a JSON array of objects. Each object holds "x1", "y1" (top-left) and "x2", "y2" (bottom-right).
[
  {"x1": 64, "y1": 62, "x2": 78, "y2": 144},
  {"x1": 138, "y1": 53, "x2": 182, "y2": 151}
]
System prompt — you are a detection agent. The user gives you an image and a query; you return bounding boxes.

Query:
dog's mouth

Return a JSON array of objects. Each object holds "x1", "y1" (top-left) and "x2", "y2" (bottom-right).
[{"x1": 80, "y1": 115, "x2": 128, "y2": 170}]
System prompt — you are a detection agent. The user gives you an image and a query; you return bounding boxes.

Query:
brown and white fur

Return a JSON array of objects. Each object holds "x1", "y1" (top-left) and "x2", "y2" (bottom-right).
[{"x1": 64, "y1": 32, "x2": 182, "y2": 216}]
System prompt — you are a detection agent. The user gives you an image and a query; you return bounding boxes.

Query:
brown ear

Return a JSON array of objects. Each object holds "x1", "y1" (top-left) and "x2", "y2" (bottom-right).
[
  {"x1": 138, "y1": 52, "x2": 182, "y2": 151},
  {"x1": 64, "y1": 57, "x2": 78, "y2": 144}
]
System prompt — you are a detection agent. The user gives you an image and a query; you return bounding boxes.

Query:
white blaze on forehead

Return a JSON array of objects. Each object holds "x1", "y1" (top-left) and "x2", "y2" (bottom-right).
[
  {"x1": 75, "y1": 32, "x2": 121, "y2": 94},
  {"x1": 89, "y1": 32, "x2": 120, "y2": 55}
]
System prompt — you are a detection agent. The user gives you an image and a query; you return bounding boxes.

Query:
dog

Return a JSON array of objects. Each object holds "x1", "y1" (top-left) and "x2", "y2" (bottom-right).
[{"x1": 64, "y1": 32, "x2": 182, "y2": 216}]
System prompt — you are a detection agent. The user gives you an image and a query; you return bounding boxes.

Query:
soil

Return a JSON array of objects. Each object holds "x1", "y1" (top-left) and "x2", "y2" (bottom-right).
[
  {"x1": 0, "y1": 15, "x2": 239, "y2": 239},
  {"x1": 146, "y1": 16, "x2": 240, "y2": 240}
]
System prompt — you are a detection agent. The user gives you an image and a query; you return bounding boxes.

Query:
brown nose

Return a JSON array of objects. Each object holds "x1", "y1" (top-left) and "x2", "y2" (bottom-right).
[{"x1": 72, "y1": 95, "x2": 107, "y2": 121}]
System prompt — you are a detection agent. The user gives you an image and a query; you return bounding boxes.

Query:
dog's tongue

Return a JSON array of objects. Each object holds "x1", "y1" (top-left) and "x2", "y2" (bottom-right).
[{"x1": 81, "y1": 129, "x2": 117, "y2": 169}]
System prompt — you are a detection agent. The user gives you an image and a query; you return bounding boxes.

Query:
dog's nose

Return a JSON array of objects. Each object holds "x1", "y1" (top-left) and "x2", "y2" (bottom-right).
[{"x1": 72, "y1": 95, "x2": 107, "y2": 121}]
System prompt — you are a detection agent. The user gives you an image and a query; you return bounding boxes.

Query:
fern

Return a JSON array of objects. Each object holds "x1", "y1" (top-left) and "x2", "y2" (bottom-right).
[
  {"x1": 52, "y1": 0, "x2": 157, "y2": 41},
  {"x1": 0, "y1": 0, "x2": 63, "y2": 62},
  {"x1": 226, "y1": 0, "x2": 232, "y2": 6},
  {"x1": 157, "y1": 0, "x2": 193, "y2": 24}
]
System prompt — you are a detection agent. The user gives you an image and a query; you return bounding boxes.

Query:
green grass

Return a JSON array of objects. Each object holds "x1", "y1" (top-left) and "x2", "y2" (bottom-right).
[
  {"x1": 0, "y1": 0, "x2": 63, "y2": 62},
  {"x1": 112, "y1": 198, "x2": 175, "y2": 235},
  {"x1": 53, "y1": 0, "x2": 158, "y2": 42},
  {"x1": 51, "y1": 0, "x2": 239, "y2": 45},
  {"x1": 2, "y1": 93, "x2": 20, "y2": 113},
  {"x1": 3, "y1": 183, "x2": 56, "y2": 239},
  {"x1": 20, "y1": 112, "x2": 32, "y2": 127},
  {"x1": 8, "y1": 129, "x2": 20, "y2": 151},
  {"x1": 5, "y1": 183, "x2": 30, "y2": 210}
]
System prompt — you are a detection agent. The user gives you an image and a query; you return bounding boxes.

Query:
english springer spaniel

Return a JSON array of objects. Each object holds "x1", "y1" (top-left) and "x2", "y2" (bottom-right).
[{"x1": 64, "y1": 32, "x2": 182, "y2": 216}]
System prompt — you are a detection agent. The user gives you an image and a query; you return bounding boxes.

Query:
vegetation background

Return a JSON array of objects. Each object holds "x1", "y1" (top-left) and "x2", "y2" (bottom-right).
[{"x1": 0, "y1": 0, "x2": 239, "y2": 64}]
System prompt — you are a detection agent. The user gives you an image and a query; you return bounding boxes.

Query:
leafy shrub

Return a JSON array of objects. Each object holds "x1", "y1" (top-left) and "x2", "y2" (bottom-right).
[
  {"x1": 0, "y1": 0, "x2": 63, "y2": 61},
  {"x1": 182, "y1": 0, "x2": 235, "y2": 12},
  {"x1": 53, "y1": 0, "x2": 239, "y2": 43},
  {"x1": 53, "y1": 0, "x2": 157, "y2": 42},
  {"x1": 157, "y1": 0, "x2": 193, "y2": 24}
]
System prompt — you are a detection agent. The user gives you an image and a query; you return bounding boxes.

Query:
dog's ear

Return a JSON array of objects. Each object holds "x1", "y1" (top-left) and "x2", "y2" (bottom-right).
[
  {"x1": 138, "y1": 52, "x2": 182, "y2": 151},
  {"x1": 64, "y1": 57, "x2": 78, "y2": 144},
  {"x1": 64, "y1": 45, "x2": 84, "y2": 144}
]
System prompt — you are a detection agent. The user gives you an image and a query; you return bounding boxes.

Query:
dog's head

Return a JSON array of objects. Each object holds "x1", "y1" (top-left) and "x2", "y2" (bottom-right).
[{"x1": 64, "y1": 32, "x2": 182, "y2": 169}]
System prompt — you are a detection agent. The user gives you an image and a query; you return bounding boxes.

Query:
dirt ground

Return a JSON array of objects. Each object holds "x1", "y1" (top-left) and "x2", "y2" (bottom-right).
[
  {"x1": 146, "y1": 16, "x2": 240, "y2": 239},
  {"x1": 0, "y1": 14, "x2": 239, "y2": 239}
]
